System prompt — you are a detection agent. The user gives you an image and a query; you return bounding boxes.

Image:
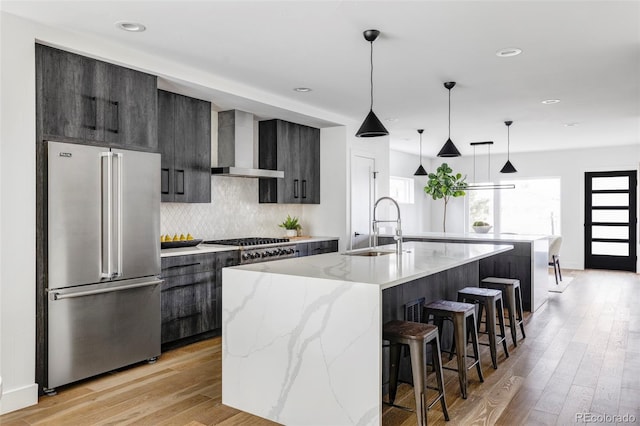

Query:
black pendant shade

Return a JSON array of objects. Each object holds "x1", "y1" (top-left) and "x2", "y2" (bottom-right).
[
  {"x1": 500, "y1": 160, "x2": 517, "y2": 174},
  {"x1": 357, "y1": 109, "x2": 388, "y2": 137},
  {"x1": 438, "y1": 81, "x2": 461, "y2": 157},
  {"x1": 356, "y1": 29, "x2": 388, "y2": 138},
  {"x1": 414, "y1": 129, "x2": 428, "y2": 175},
  {"x1": 500, "y1": 120, "x2": 517, "y2": 173},
  {"x1": 438, "y1": 138, "x2": 462, "y2": 157}
]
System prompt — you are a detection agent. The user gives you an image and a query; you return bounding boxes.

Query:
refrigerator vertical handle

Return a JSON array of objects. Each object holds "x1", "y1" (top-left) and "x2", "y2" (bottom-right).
[
  {"x1": 114, "y1": 152, "x2": 123, "y2": 278},
  {"x1": 100, "y1": 152, "x2": 113, "y2": 278}
]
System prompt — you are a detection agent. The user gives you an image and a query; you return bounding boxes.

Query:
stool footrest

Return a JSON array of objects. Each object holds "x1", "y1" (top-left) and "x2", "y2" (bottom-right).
[{"x1": 382, "y1": 401, "x2": 414, "y2": 413}]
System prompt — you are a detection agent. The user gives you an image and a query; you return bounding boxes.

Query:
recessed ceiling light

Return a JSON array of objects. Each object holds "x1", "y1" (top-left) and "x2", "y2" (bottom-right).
[
  {"x1": 564, "y1": 122, "x2": 579, "y2": 127},
  {"x1": 496, "y1": 47, "x2": 522, "y2": 58},
  {"x1": 115, "y1": 21, "x2": 146, "y2": 32},
  {"x1": 293, "y1": 87, "x2": 312, "y2": 92},
  {"x1": 541, "y1": 99, "x2": 561, "y2": 105}
]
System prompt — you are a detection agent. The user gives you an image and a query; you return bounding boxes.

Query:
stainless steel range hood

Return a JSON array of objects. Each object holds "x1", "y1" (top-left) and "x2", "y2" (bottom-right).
[{"x1": 211, "y1": 110, "x2": 284, "y2": 178}]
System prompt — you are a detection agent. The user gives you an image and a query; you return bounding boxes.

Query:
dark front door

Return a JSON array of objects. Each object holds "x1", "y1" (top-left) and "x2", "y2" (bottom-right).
[{"x1": 585, "y1": 170, "x2": 637, "y2": 272}]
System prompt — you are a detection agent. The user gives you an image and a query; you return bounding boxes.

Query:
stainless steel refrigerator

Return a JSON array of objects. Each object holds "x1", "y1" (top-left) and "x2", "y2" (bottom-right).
[{"x1": 46, "y1": 141, "x2": 161, "y2": 390}]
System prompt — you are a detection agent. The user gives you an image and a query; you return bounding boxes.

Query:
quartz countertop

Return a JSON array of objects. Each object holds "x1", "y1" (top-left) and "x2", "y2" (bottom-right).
[
  {"x1": 388, "y1": 231, "x2": 549, "y2": 242},
  {"x1": 160, "y1": 236, "x2": 339, "y2": 258},
  {"x1": 228, "y1": 241, "x2": 512, "y2": 290}
]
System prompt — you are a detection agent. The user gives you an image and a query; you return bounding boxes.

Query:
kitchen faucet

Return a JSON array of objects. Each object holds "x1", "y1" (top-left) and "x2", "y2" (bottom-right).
[{"x1": 372, "y1": 196, "x2": 403, "y2": 255}]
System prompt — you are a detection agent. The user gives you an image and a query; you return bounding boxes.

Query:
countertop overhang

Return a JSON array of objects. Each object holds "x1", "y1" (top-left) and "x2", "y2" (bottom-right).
[{"x1": 228, "y1": 241, "x2": 513, "y2": 290}]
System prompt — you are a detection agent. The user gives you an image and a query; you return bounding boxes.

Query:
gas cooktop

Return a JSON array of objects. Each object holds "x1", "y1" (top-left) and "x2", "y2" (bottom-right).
[
  {"x1": 203, "y1": 237, "x2": 296, "y2": 264},
  {"x1": 203, "y1": 237, "x2": 290, "y2": 247}
]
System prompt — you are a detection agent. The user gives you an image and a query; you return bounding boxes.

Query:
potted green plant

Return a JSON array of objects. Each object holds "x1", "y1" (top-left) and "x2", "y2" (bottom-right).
[
  {"x1": 423, "y1": 163, "x2": 467, "y2": 232},
  {"x1": 279, "y1": 215, "x2": 301, "y2": 237},
  {"x1": 472, "y1": 220, "x2": 493, "y2": 233}
]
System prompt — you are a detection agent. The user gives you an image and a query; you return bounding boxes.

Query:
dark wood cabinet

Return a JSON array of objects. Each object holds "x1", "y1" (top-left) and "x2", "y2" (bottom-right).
[
  {"x1": 258, "y1": 119, "x2": 320, "y2": 204},
  {"x1": 158, "y1": 90, "x2": 211, "y2": 203},
  {"x1": 36, "y1": 44, "x2": 157, "y2": 151},
  {"x1": 295, "y1": 239, "x2": 338, "y2": 257},
  {"x1": 160, "y1": 250, "x2": 239, "y2": 346}
]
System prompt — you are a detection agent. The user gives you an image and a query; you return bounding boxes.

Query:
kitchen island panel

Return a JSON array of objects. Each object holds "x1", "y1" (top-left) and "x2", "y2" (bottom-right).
[{"x1": 222, "y1": 269, "x2": 381, "y2": 426}]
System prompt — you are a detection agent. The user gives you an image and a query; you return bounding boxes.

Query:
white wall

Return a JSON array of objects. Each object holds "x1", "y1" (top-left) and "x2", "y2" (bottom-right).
[
  {"x1": 0, "y1": 11, "x2": 361, "y2": 413},
  {"x1": 389, "y1": 150, "x2": 432, "y2": 233}
]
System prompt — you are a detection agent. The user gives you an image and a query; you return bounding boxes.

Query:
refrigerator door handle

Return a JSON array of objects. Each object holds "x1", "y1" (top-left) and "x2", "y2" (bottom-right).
[
  {"x1": 114, "y1": 152, "x2": 123, "y2": 278},
  {"x1": 50, "y1": 279, "x2": 163, "y2": 301},
  {"x1": 100, "y1": 152, "x2": 113, "y2": 278}
]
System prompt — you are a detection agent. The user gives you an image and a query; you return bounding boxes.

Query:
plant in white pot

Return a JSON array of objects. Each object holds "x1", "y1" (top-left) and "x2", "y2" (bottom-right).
[
  {"x1": 423, "y1": 163, "x2": 467, "y2": 232},
  {"x1": 279, "y1": 215, "x2": 301, "y2": 237}
]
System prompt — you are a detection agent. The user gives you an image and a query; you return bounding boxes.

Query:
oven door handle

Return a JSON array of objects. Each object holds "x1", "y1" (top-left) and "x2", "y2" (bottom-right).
[{"x1": 50, "y1": 279, "x2": 163, "y2": 301}]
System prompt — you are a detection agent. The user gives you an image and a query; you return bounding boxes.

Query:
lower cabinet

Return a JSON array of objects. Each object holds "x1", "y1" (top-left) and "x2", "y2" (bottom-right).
[
  {"x1": 160, "y1": 250, "x2": 239, "y2": 346},
  {"x1": 296, "y1": 239, "x2": 338, "y2": 257}
]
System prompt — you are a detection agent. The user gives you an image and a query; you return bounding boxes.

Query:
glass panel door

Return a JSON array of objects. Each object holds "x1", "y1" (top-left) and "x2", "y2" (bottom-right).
[{"x1": 585, "y1": 170, "x2": 637, "y2": 272}]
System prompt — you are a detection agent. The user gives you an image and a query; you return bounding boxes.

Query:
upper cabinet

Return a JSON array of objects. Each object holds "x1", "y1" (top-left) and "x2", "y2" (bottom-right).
[
  {"x1": 158, "y1": 90, "x2": 211, "y2": 203},
  {"x1": 36, "y1": 44, "x2": 157, "y2": 151},
  {"x1": 258, "y1": 119, "x2": 320, "y2": 204}
]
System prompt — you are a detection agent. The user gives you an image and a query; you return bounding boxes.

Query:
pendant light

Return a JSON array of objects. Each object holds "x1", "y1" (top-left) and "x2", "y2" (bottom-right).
[
  {"x1": 500, "y1": 120, "x2": 517, "y2": 173},
  {"x1": 356, "y1": 29, "x2": 388, "y2": 138},
  {"x1": 437, "y1": 81, "x2": 461, "y2": 157},
  {"x1": 414, "y1": 129, "x2": 428, "y2": 175}
]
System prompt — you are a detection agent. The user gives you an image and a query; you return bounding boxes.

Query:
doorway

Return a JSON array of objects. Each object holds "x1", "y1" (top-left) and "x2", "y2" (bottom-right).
[
  {"x1": 350, "y1": 154, "x2": 376, "y2": 250},
  {"x1": 584, "y1": 170, "x2": 637, "y2": 272}
]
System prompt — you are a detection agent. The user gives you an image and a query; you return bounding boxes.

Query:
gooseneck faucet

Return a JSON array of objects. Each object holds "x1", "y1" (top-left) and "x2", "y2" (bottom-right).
[{"x1": 372, "y1": 196, "x2": 403, "y2": 254}]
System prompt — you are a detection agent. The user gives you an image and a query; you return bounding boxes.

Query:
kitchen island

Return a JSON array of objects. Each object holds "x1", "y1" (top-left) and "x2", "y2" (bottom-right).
[
  {"x1": 222, "y1": 241, "x2": 512, "y2": 425},
  {"x1": 380, "y1": 232, "x2": 549, "y2": 312}
]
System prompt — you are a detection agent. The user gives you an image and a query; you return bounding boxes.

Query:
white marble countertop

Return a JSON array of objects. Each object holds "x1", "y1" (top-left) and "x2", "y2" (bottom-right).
[
  {"x1": 228, "y1": 241, "x2": 513, "y2": 290},
  {"x1": 386, "y1": 231, "x2": 549, "y2": 242},
  {"x1": 160, "y1": 236, "x2": 339, "y2": 258}
]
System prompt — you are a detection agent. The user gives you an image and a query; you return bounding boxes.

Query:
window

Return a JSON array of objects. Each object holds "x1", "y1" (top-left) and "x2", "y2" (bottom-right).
[
  {"x1": 467, "y1": 177, "x2": 561, "y2": 235},
  {"x1": 390, "y1": 176, "x2": 415, "y2": 204}
]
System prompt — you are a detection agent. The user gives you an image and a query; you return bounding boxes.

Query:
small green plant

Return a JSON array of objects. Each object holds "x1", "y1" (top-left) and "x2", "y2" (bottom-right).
[
  {"x1": 473, "y1": 221, "x2": 490, "y2": 226},
  {"x1": 423, "y1": 163, "x2": 467, "y2": 232},
  {"x1": 278, "y1": 215, "x2": 301, "y2": 230}
]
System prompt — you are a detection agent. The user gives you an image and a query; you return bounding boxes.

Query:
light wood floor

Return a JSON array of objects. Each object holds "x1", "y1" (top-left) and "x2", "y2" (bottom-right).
[{"x1": 1, "y1": 269, "x2": 638, "y2": 425}]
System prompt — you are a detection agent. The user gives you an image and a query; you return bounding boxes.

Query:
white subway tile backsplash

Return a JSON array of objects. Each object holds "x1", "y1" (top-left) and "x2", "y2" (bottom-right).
[{"x1": 161, "y1": 176, "x2": 305, "y2": 239}]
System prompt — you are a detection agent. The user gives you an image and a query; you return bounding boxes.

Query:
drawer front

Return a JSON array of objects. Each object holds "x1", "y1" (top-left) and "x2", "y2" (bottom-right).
[
  {"x1": 160, "y1": 271, "x2": 216, "y2": 343},
  {"x1": 161, "y1": 252, "x2": 217, "y2": 277},
  {"x1": 308, "y1": 240, "x2": 338, "y2": 255}
]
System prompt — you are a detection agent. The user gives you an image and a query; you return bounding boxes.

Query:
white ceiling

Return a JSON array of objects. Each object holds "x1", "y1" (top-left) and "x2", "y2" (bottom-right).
[{"x1": 3, "y1": 1, "x2": 639, "y2": 157}]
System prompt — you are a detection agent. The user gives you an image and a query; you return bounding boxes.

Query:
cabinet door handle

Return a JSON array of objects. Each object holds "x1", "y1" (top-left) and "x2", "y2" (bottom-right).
[
  {"x1": 107, "y1": 100, "x2": 119, "y2": 134},
  {"x1": 84, "y1": 96, "x2": 97, "y2": 130},
  {"x1": 302, "y1": 180, "x2": 307, "y2": 199},
  {"x1": 294, "y1": 179, "x2": 299, "y2": 198},
  {"x1": 161, "y1": 168, "x2": 170, "y2": 194},
  {"x1": 175, "y1": 170, "x2": 185, "y2": 195},
  {"x1": 164, "y1": 262, "x2": 201, "y2": 270}
]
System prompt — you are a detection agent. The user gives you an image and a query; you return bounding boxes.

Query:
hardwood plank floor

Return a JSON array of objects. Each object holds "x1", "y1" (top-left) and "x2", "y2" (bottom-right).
[{"x1": 1, "y1": 269, "x2": 638, "y2": 425}]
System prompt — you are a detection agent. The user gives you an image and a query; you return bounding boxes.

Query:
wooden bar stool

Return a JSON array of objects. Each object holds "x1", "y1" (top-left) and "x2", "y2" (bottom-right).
[
  {"x1": 480, "y1": 277, "x2": 526, "y2": 346},
  {"x1": 457, "y1": 287, "x2": 509, "y2": 369},
  {"x1": 383, "y1": 320, "x2": 449, "y2": 426},
  {"x1": 423, "y1": 300, "x2": 484, "y2": 399}
]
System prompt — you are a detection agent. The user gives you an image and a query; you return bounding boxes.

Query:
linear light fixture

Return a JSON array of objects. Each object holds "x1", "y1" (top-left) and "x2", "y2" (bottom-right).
[{"x1": 456, "y1": 141, "x2": 515, "y2": 190}]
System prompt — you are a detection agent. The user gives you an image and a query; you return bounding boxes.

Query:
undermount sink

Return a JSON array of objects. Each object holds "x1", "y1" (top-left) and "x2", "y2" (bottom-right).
[{"x1": 343, "y1": 249, "x2": 396, "y2": 257}]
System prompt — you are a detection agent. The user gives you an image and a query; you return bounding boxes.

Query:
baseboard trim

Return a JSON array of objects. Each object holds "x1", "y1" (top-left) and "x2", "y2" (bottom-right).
[{"x1": 0, "y1": 383, "x2": 38, "y2": 414}]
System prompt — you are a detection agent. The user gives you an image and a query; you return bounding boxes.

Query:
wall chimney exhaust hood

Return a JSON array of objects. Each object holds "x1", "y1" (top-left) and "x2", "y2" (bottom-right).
[{"x1": 211, "y1": 110, "x2": 284, "y2": 178}]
